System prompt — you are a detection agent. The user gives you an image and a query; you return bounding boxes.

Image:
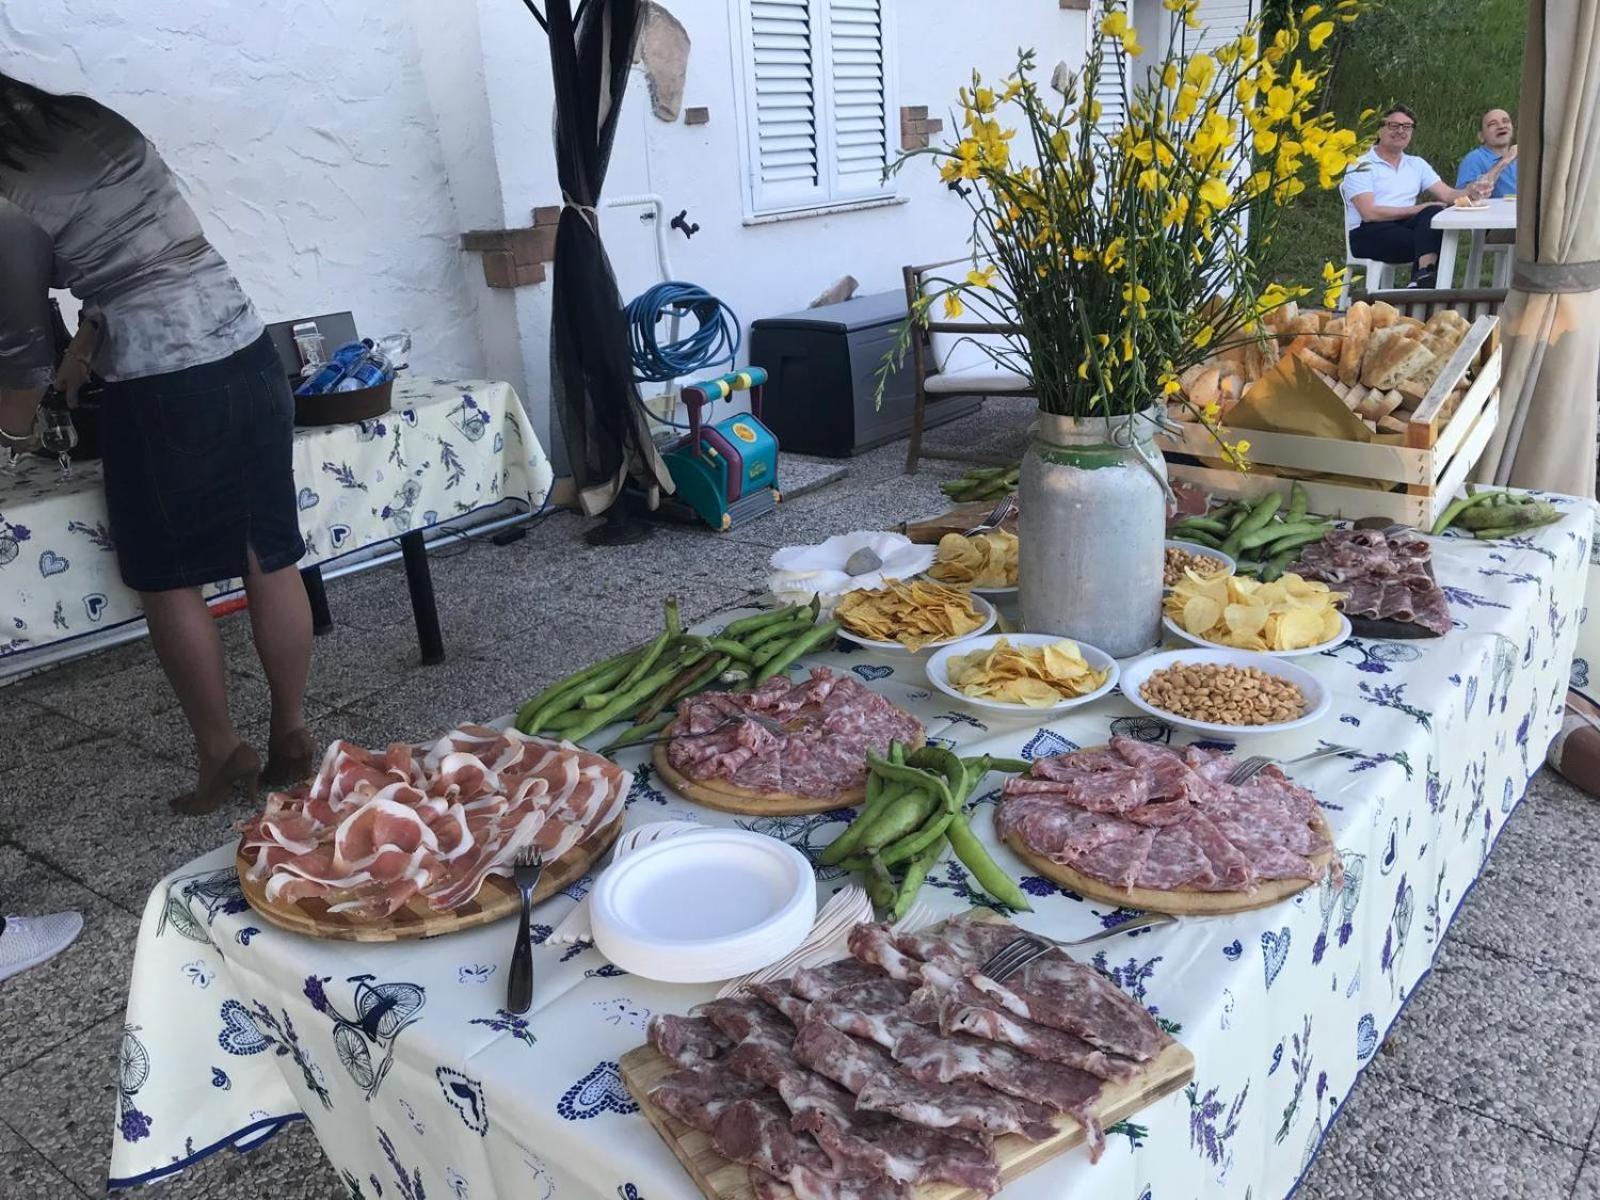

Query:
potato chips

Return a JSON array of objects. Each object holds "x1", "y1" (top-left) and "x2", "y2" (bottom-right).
[
  {"x1": 1164, "y1": 570, "x2": 1345, "y2": 651},
  {"x1": 945, "y1": 637, "x2": 1110, "y2": 706},
  {"x1": 836, "y1": 580, "x2": 987, "y2": 651},
  {"x1": 928, "y1": 530, "x2": 1019, "y2": 589}
]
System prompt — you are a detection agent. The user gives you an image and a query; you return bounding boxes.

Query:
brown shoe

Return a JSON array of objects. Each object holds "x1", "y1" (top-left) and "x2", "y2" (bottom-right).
[
  {"x1": 261, "y1": 728, "x2": 317, "y2": 788},
  {"x1": 171, "y1": 743, "x2": 261, "y2": 816}
]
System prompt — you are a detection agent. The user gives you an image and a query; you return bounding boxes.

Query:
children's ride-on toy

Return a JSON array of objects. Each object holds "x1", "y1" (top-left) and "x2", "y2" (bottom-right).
[{"x1": 660, "y1": 367, "x2": 781, "y2": 532}]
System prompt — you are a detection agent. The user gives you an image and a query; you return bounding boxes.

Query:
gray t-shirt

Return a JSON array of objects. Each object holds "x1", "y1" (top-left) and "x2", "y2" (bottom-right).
[{"x1": 0, "y1": 97, "x2": 262, "y2": 384}]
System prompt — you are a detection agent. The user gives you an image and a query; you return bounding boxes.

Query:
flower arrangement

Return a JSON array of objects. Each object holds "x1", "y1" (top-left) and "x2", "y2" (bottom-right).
[{"x1": 883, "y1": 0, "x2": 1371, "y2": 465}]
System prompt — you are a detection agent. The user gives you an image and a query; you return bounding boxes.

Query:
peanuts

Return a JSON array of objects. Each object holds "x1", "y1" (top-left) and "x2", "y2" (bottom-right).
[
  {"x1": 1164, "y1": 547, "x2": 1228, "y2": 588},
  {"x1": 1139, "y1": 662, "x2": 1305, "y2": 725}
]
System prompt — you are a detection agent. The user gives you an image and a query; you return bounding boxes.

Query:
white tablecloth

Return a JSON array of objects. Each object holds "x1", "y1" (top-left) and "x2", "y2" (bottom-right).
[
  {"x1": 0, "y1": 378, "x2": 552, "y2": 662},
  {"x1": 110, "y1": 498, "x2": 1590, "y2": 1199}
]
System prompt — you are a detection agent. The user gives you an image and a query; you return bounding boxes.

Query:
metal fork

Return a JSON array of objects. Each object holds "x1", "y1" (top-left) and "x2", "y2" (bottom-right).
[
  {"x1": 506, "y1": 846, "x2": 544, "y2": 1015},
  {"x1": 978, "y1": 913, "x2": 1177, "y2": 982},
  {"x1": 1225, "y1": 744, "x2": 1355, "y2": 786},
  {"x1": 962, "y1": 494, "x2": 1017, "y2": 537}
]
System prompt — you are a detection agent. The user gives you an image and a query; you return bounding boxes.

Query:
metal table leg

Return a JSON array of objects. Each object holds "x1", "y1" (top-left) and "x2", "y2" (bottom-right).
[
  {"x1": 399, "y1": 530, "x2": 446, "y2": 665},
  {"x1": 300, "y1": 565, "x2": 333, "y2": 636}
]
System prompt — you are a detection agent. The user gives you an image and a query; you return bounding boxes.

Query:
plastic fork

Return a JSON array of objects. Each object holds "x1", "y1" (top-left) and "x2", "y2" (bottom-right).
[
  {"x1": 978, "y1": 912, "x2": 1178, "y2": 982},
  {"x1": 962, "y1": 494, "x2": 1017, "y2": 537},
  {"x1": 1224, "y1": 744, "x2": 1355, "y2": 786},
  {"x1": 505, "y1": 845, "x2": 544, "y2": 1014}
]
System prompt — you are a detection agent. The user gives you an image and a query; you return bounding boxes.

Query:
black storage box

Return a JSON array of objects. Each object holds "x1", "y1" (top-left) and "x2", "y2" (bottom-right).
[{"x1": 750, "y1": 291, "x2": 980, "y2": 458}]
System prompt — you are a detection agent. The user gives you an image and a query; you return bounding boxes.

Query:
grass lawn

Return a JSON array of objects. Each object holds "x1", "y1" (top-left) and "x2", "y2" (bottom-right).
[{"x1": 1270, "y1": 0, "x2": 1525, "y2": 291}]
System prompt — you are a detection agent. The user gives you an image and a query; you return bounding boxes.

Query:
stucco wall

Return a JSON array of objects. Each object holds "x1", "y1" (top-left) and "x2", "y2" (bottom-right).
[{"x1": 1, "y1": 0, "x2": 486, "y2": 380}]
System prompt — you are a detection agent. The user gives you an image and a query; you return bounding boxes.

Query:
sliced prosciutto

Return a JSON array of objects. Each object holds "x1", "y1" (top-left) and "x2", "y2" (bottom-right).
[{"x1": 240, "y1": 725, "x2": 630, "y2": 918}]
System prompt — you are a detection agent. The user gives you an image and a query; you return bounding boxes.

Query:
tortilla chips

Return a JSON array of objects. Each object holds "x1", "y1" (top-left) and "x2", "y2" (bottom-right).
[
  {"x1": 945, "y1": 637, "x2": 1110, "y2": 706},
  {"x1": 1164, "y1": 570, "x2": 1345, "y2": 651},
  {"x1": 928, "y1": 530, "x2": 1019, "y2": 589},
  {"x1": 837, "y1": 580, "x2": 987, "y2": 651}
]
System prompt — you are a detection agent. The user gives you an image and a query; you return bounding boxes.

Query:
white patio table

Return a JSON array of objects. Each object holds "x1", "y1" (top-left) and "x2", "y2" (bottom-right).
[
  {"x1": 108, "y1": 494, "x2": 1590, "y2": 1200},
  {"x1": 1431, "y1": 196, "x2": 1516, "y2": 289}
]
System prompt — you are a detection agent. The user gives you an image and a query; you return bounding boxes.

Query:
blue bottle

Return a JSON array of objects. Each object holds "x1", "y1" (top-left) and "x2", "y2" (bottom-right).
[{"x1": 295, "y1": 340, "x2": 370, "y2": 396}]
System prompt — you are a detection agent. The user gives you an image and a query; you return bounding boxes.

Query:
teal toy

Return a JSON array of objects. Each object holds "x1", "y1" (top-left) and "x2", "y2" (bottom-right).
[{"x1": 661, "y1": 368, "x2": 781, "y2": 531}]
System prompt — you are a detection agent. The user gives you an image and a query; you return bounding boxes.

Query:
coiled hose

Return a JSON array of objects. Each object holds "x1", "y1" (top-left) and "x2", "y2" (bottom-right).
[{"x1": 625, "y1": 282, "x2": 741, "y2": 405}]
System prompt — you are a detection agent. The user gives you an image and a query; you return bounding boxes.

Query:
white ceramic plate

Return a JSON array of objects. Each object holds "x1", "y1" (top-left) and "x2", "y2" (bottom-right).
[
  {"x1": 589, "y1": 829, "x2": 816, "y2": 983},
  {"x1": 1164, "y1": 539, "x2": 1236, "y2": 579},
  {"x1": 1161, "y1": 610, "x2": 1352, "y2": 658},
  {"x1": 835, "y1": 593, "x2": 998, "y2": 655},
  {"x1": 925, "y1": 633, "x2": 1120, "y2": 717},
  {"x1": 1118, "y1": 648, "x2": 1332, "y2": 737}
]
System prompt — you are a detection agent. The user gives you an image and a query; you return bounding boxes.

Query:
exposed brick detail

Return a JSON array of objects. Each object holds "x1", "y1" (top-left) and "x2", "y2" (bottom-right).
[
  {"x1": 462, "y1": 214, "x2": 560, "y2": 289},
  {"x1": 900, "y1": 106, "x2": 943, "y2": 151},
  {"x1": 531, "y1": 205, "x2": 562, "y2": 227},
  {"x1": 480, "y1": 250, "x2": 517, "y2": 289},
  {"x1": 683, "y1": 106, "x2": 710, "y2": 125},
  {"x1": 1060, "y1": 0, "x2": 1090, "y2": 9}
]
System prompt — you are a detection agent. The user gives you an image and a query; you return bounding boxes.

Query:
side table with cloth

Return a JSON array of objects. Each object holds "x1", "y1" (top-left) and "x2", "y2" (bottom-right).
[
  {"x1": 0, "y1": 377, "x2": 552, "y2": 666},
  {"x1": 109, "y1": 499, "x2": 1590, "y2": 1199}
]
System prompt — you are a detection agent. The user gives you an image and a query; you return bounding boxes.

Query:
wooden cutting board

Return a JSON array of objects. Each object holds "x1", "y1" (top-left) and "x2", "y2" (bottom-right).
[
  {"x1": 651, "y1": 733, "x2": 926, "y2": 817},
  {"x1": 618, "y1": 911, "x2": 1196, "y2": 1200},
  {"x1": 235, "y1": 818, "x2": 621, "y2": 942},
  {"x1": 900, "y1": 502, "x2": 1019, "y2": 545}
]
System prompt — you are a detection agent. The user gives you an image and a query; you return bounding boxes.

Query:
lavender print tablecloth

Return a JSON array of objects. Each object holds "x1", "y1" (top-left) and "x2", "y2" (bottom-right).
[
  {"x1": 109, "y1": 499, "x2": 1590, "y2": 1199},
  {"x1": 0, "y1": 378, "x2": 552, "y2": 662}
]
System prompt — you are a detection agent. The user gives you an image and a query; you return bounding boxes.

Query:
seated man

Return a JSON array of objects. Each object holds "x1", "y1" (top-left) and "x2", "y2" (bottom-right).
[
  {"x1": 1341, "y1": 104, "x2": 1485, "y2": 288},
  {"x1": 1456, "y1": 108, "x2": 1518, "y2": 198}
]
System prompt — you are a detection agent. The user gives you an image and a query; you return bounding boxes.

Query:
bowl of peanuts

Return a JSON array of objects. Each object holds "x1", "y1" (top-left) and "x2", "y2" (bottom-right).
[
  {"x1": 1118, "y1": 649, "x2": 1331, "y2": 737},
  {"x1": 1164, "y1": 540, "x2": 1235, "y2": 588}
]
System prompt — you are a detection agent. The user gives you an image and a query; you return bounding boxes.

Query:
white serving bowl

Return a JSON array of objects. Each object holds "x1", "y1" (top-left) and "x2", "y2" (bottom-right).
[
  {"x1": 835, "y1": 594, "x2": 998, "y2": 655},
  {"x1": 1118, "y1": 648, "x2": 1332, "y2": 738},
  {"x1": 589, "y1": 829, "x2": 816, "y2": 983},
  {"x1": 1163, "y1": 539, "x2": 1236, "y2": 579},
  {"x1": 1161, "y1": 610, "x2": 1352, "y2": 658},
  {"x1": 925, "y1": 633, "x2": 1120, "y2": 717}
]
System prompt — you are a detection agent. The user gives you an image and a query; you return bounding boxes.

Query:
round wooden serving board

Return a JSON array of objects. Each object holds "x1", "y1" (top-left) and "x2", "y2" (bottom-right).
[
  {"x1": 996, "y1": 742, "x2": 1337, "y2": 915},
  {"x1": 651, "y1": 733, "x2": 926, "y2": 817},
  {"x1": 235, "y1": 818, "x2": 622, "y2": 942}
]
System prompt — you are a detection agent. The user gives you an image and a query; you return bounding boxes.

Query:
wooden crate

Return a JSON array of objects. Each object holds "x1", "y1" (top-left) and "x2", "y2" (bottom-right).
[{"x1": 1158, "y1": 314, "x2": 1502, "y2": 527}]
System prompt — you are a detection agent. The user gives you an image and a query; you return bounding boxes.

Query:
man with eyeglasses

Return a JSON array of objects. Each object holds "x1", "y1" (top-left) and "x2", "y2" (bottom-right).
[{"x1": 1340, "y1": 104, "x2": 1489, "y2": 288}]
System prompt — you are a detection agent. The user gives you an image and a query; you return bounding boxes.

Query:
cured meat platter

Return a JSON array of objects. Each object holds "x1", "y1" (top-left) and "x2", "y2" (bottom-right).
[
  {"x1": 1000, "y1": 813, "x2": 1335, "y2": 916},
  {"x1": 618, "y1": 910, "x2": 1196, "y2": 1200},
  {"x1": 235, "y1": 818, "x2": 622, "y2": 942},
  {"x1": 652, "y1": 738, "x2": 926, "y2": 817}
]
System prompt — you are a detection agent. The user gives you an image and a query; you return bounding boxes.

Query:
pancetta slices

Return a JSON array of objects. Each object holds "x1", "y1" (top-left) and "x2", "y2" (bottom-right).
[{"x1": 240, "y1": 724, "x2": 630, "y2": 919}]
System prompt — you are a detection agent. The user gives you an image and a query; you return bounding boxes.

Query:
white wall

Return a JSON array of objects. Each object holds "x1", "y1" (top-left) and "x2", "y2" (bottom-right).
[{"x1": 1, "y1": 0, "x2": 486, "y2": 380}]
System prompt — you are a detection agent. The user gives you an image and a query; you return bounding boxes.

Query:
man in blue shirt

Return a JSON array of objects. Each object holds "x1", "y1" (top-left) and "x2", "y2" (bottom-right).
[{"x1": 1456, "y1": 109, "x2": 1518, "y2": 197}]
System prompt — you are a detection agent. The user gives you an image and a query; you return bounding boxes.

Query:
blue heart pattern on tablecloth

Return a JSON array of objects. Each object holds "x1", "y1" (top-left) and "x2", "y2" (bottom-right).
[
  {"x1": 851, "y1": 664, "x2": 893, "y2": 682},
  {"x1": 1261, "y1": 927, "x2": 1291, "y2": 989},
  {"x1": 1222, "y1": 939, "x2": 1243, "y2": 961},
  {"x1": 83, "y1": 594, "x2": 107, "y2": 621},
  {"x1": 297, "y1": 487, "x2": 320, "y2": 511},
  {"x1": 1021, "y1": 729, "x2": 1077, "y2": 761},
  {"x1": 1355, "y1": 1013, "x2": 1378, "y2": 1061},
  {"x1": 329, "y1": 524, "x2": 352, "y2": 550},
  {"x1": 557, "y1": 1061, "x2": 639, "y2": 1121},
  {"x1": 217, "y1": 1000, "x2": 270, "y2": 1056},
  {"x1": 38, "y1": 550, "x2": 68, "y2": 577},
  {"x1": 438, "y1": 1065, "x2": 490, "y2": 1135}
]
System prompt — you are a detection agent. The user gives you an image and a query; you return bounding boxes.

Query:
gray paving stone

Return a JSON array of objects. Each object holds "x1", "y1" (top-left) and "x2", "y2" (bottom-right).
[
  {"x1": 1368, "y1": 938, "x2": 1600, "y2": 1146},
  {"x1": 21, "y1": 658, "x2": 182, "y2": 730},
  {"x1": 1450, "y1": 770, "x2": 1600, "y2": 981},
  {"x1": 1295, "y1": 1071, "x2": 1582, "y2": 1200},
  {"x1": 0, "y1": 1016, "x2": 342, "y2": 1199},
  {"x1": 0, "y1": 700, "x2": 97, "y2": 776},
  {"x1": 722, "y1": 468, "x2": 967, "y2": 550},
  {"x1": 0, "y1": 739, "x2": 251, "y2": 913},
  {"x1": 0, "y1": 1137, "x2": 85, "y2": 1200},
  {"x1": 0, "y1": 847, "x2": 139, "y2": 1078},
  {"x1": 1579, "y1": 1157, "x2": 1600, "y2": 1200}
]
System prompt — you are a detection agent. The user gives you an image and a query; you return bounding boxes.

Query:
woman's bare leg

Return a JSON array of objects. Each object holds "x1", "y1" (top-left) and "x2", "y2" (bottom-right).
[
  {"x1": 140, "y1": 585, "x2": 240, "y2": 770},
  {"x1": 242, "y1": 548, "x2": 312, "y2": 739}
]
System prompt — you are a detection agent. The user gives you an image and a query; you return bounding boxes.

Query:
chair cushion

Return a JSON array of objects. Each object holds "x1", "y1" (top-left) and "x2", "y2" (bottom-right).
[{"x1": 924, "y1": 364, "x2": 1031, "y2": 394}]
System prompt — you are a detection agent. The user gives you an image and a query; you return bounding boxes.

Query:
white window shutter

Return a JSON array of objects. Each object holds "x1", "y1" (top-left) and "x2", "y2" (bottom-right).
[
  {"x1": 1193, "y1": 0, "x2": 1255, "y2": 49},
  {"x1": 823, "y1": 0, "x2": 891, "y2": 197},
  {"x1": 747, "y1": 0, "x2": 825, "y2": 212},
  {"x1": 1092, "y1": 0, "x2": 1129, "y2": 138}
]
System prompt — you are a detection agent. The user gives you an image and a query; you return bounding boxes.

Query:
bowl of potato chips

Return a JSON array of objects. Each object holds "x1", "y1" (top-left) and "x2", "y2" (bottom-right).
[
  {"x1": 926, "y1": 633, "x2": 1119, "y2": 715},
  {"x1": 1163, "y1": 570, "x2": 1351, "y2": 657},
  {"x1": 835, "y1": 580, "x2": 996, "y2": 653},
  {"x1": 926, "y1": 530, "x2": 1019, "y2": 596}
]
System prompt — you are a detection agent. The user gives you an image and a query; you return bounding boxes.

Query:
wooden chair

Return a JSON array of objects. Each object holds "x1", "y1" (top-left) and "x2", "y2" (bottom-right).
[{"x1": 902, "y1": 257, "x2": 1032, "y2": 473}]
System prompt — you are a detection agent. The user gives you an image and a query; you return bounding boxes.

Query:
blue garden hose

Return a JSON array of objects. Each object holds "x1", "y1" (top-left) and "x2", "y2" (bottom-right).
[{"x1": 625, "y1": 281, "x2": 740, "y2": 428}]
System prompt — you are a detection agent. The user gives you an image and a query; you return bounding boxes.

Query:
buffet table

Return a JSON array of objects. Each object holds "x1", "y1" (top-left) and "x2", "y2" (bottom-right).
[
  {"x1": 0, "y1": 377, "x2": 551, "y2": 666},
  {"x1": 109, "y1": 496, "x2": 1590, "y2": 1200}
]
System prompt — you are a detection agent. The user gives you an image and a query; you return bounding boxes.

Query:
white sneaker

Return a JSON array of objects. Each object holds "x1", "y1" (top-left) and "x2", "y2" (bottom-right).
[{"x1": 0, "y1": 912, "x2": 85, "y2": 983}]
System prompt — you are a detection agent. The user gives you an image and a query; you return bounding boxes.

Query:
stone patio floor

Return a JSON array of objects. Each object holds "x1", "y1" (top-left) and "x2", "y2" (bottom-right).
[{"x1": 2, "y1": 398, "x2": 1598, "y2": 1200}]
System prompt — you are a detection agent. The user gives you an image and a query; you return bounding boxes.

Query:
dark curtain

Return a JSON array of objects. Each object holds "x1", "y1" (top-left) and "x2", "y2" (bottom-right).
[{"x1": 541, "y1": 0, "x2": 672, "y2": 515}]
